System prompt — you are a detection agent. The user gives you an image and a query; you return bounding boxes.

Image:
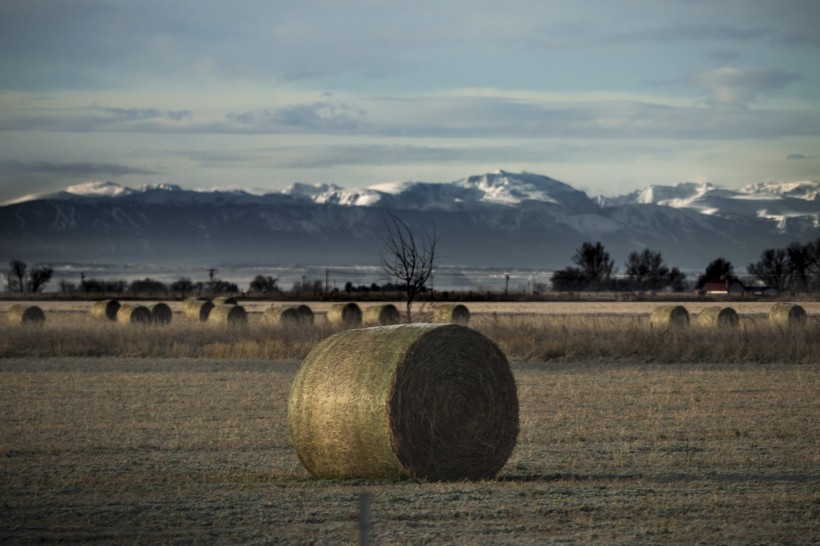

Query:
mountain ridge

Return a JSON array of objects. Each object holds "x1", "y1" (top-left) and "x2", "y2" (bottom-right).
[{"x1": 1, "y1": 171, "x2": 818, "y2": 271}]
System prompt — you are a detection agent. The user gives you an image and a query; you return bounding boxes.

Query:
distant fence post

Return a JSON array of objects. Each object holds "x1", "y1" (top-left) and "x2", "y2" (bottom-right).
[{"x1": 359, "y1": 492, "x2": 372, "y2": 546}]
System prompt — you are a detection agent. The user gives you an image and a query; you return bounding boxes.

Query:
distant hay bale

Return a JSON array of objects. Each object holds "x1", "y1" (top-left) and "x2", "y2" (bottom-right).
[
  {"x1": 769, "y1": 302, "x2": 807, "y2": 328},
  {"x1": 288, "y1": 323, "x2": 519, "y2": 481},
  {"x1": 432, "y1": 304, "x2": 471, "y2": 325},
  {"x1": 147, "y1": 303, "x2": 173, "y2": 324},
  {"x1": 91, "y1": 299, "x2": 120, "y2": 321},
  {"x1": 6, "y1": 305, "x2": 45, "y2": 325},
  {"x1": 650, "y1": 305, "x2": 690, "y2": 329},
  {"x1": 327, "y1": 303, "x2": 362, "y2": 327},
  {"x1": 696, "y1": 306, "x2": 739, "y2": 328},
  {"x1": 363, "y1": 304, "x2": 401, "y2": 326},
  {"x1": 116, "y1": 304, "x2": 152, "y2": 324},
  {"x1": 209, "y1": 304, "x2": 247, "y2": 325},
  {"x1": 212, "y1": 296, "x2": 238, "y2": 306},
  {"x1": 295, "y1": 304, "x2": 314, "y2": 324},
  {"x1": 182, "y1": 297, "x2": 214, "y2": 321},
  {"x1": 262, "y1": 306, "x2": 301, "y2": 326}
]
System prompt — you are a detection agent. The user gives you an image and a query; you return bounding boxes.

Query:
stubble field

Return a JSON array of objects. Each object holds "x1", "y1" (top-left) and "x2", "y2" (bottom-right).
[{"x1": 1, "y1": 301, "x2": 818, "y2": 543}]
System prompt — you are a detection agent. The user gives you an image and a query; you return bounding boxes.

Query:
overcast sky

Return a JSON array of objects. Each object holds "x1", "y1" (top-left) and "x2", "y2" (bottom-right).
[{"x1": 1, "y1": 0, "x2": 818, "y2": 203}]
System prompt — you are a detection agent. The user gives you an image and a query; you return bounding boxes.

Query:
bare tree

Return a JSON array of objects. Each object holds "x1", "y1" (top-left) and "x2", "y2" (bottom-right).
[
  {"x1": 9, "y1": 260, "x2": 27, "y2": 293},
  {"x1": 26, "y1": 265, "x2": 53, "y2": 293},
  {"x1": 380, "y1": 212, "x2": 437, "y2": 322}
]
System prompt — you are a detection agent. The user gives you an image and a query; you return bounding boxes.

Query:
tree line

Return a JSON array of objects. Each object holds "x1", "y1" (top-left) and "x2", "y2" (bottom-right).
[{"x1": 550, "y1": 237, "x2": 820, "y2": 294}]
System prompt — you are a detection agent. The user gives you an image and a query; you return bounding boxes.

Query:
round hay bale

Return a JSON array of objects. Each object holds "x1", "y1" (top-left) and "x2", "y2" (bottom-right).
[
  {"x1": 769, "y1": 302, "x2": 807, "y2": 328},
  {"x1": 209, "y1": 303, "x2": 247, "y2": 325},
  {"x1": 363, "y1": 304, "x2": 401, "y2": 326},
  {"x1": 116, "y1": 304, "x2": 152, "y2": 324},
  {"x1": 432, "y1": 304, "x2": 470, "y2": 325},
  {"x1": 148, "y1": 302, "x2": 173, "y2": 324},
  {"x1": 182, "y1": 297, "x2": 214, "y2": 321},
  {"x1": 262, "y1": 306, "x2": 301, "y2": 326},
  {"x1": 326, "y1": 303, "x2": 362, "y2": 327},
  {"x1": 6, "y1": 305, "x2": 45, "y2": 325},
  {"x1": 650, "y1": 305, "x2": 689, "y2": 329},
  {"x1": 295, "y1": 304, "x2": 314, "y2": 325},
  {"x1": 90, "y1": 299, "x2": 120, "y2": 321},
  {"x1": 696, "y1": 306, "x2": 739, "y2": 328},
  {"x1": 212, "y1": 296, "x2": 238, "y2": 306},
  {"x1": 288, "y1": 323, "x2": 519, "y2": 481}
]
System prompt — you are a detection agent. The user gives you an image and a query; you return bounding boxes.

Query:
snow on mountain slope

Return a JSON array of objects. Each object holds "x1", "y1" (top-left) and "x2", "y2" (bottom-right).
[
  {"x1": 67, "y1": 180, "x2": 135, "y2": 198},
  {"x1": 738, "y1": 180, "x2": 820, "y2": 201}
]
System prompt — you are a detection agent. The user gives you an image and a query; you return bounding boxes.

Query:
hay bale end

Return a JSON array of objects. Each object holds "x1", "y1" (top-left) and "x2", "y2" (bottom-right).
[
  {"x1": 116, "y1": 304, "x2": 152, "y2": 324},
  {"x1": 650, "y1": 305, "x2": 690, "y2": 329},
  {"x1": 262, "y1": 306, "x2": 301, "y2": 326},
  {"x1": 182, "y1": 298, "x2": 214, "y2": 321},
  {"x1": 769, "y1": 302, "x2": 807, "y2": 328},
  {"x1": 327, "y1": 303, "x2": 362, "y2": 327},
  {"x1": 148, "y1": 302, "x2": 173, "y2": 324},
  {"x1": 432, "y1": 304, "x2": 470, "y2": 325},
  {"x1": 696, "y1": 306, "x2": 739, "y2": 328},
  {"x1": 363, "y1": 304, "x2": 401, "y2": 326},
  {"x1": 91, "y1": 299, "x2": 120, "y2": 321},
  {"x1": 6, "y1": 305, "x2": 45, "y2": 325},
  {"x1": 209, "y1": 304, "x2": 247, "y2": 325}
]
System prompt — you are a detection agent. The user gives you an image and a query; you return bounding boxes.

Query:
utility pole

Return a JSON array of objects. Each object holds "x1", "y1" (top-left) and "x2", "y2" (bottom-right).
[
  {"x1": 208, "y1": 268, "x2": 216, "y2": 296},
  {"x1": 504, "y1": 273, "x2": 509, "y2": 296},
  {"x1": 325, "y1": 269, "x2": 330, "y2": 293}
]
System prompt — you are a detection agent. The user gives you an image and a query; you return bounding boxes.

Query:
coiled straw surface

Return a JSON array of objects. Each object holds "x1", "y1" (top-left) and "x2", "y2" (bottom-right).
[
  {"x1": 148, "y1": 303, "x2": 173, "y2": 324},
  {"x1": 209, "y1": 304, "x2": 247, "y2": 325},
  {"x1": 326, "y1": 303, "x2": 362, "y2": 327},
  {"x1": 432, "y1": 304, "x2": 470, "y2": 325},
  {"x1": 91, "y1": 299, "x2": 120, "y2": 321},
  {"x1": 769, "y1": 302, "x2": 807, "y2": 328},
  {"x1": 212, "y1": 296, "x2": 238, "y2": 306},
  {"x1": 116, "y1": 304, "x2": 152, "y2": 324},
  {"x1": 183, "y1": 298, "x2": 214, "y2": 321},
  {"x1": 6, "y1": 305, "x2": 45, "y2": 325},
  {"x1": 363, "y1": 304, "x2": 401, "y2": 326},
  {"x1": 650, "y1": 305, "x2": 689, "y2": 329},
  {"x1": 696, "y1": 306, "x2": 739, "y2": 328},
  {"x1": 296, "y1": 305, "x2": 314, "y2": 324},
  {"x1": 288, "y1": 323, "x2": 519, "y2": 481}
]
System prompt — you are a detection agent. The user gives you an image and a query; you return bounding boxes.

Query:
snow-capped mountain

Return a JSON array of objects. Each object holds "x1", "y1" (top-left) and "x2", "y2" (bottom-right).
[{"x1": 1, "y1": 171, "x2": 817, "y2": 270}]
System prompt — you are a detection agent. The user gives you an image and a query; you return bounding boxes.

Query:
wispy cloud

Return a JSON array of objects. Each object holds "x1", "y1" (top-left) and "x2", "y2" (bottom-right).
[
  {"x1": 787, "y1": 153, "x2": 815, "y2": 160},
  {"x1": 686, "y1": 67, "x2": 801, "y2": 107},
  {"x1": 0, "y1": 160, "x2": 157, "y2": 177},
  {"x1": 227, "y1": 97, "x2": 367, "y2": 133}
]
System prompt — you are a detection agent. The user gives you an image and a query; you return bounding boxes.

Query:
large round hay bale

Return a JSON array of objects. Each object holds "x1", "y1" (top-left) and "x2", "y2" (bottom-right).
[
  {"x1": 116, "y1": 304, "x2": 152, "y2": 324},
  {"x1": 650, "y1": 305, "x2": 689, "y2": 329},
  {"x1": 148, "y1": 302, "x2": 173, "y2": 324},
  {"x1": 295, "y1": 304, "x2": 314, "y2": 325},
  {"x1": 212, "y1": 296, "x2": 238, "y2": 306},
  {"x1": 182, "y1": 297, "x2": 214, "y2": 321},
  {"x1": 363, "y1": 304, "x2": 401, "y2": 326},
  {"x1": 288, "y1": 323, "x2": 519, "y2": 481},
  {"x1": 432, "y1": 304, "x2": 470, "y2": 325},
  {"x1": 696, "y1": 306, "x2": 739, "y2": 328},
  {"x1": 262, "y1": 306, "x2": 300, "y2": 326},
  {"x1": 90, "y1": 299, "x2": 120, "y2": 321},
  {"x1": 6, "y1": 305, "x2": 45, "y2": 325},
  {"x1": 326, "y1": 303, "x2": 362, "y2": 327},
  {"x1": 769, "y1": 302, "x2": 807, "y2": 328},
  {"x1": 209, "y1": 304, "x2": 247, "y2": 325}
]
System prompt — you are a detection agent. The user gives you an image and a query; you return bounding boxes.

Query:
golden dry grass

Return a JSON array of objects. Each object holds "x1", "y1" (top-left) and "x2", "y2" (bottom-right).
[
  {"x1": 1, "y1": 303, "x2": 818, "y2": 363},
  {"x1": 0, "y1": 358, "x2": 817, "y2": 543}
]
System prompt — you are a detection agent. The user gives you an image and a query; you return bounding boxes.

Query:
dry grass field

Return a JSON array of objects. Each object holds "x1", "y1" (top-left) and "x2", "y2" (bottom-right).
[
  {"x1": 1, "y1": 358, "x2": 817, "y2": 544},
  {"x1": 1, "y1": 301, "x2": 818, "y2": 543}
]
